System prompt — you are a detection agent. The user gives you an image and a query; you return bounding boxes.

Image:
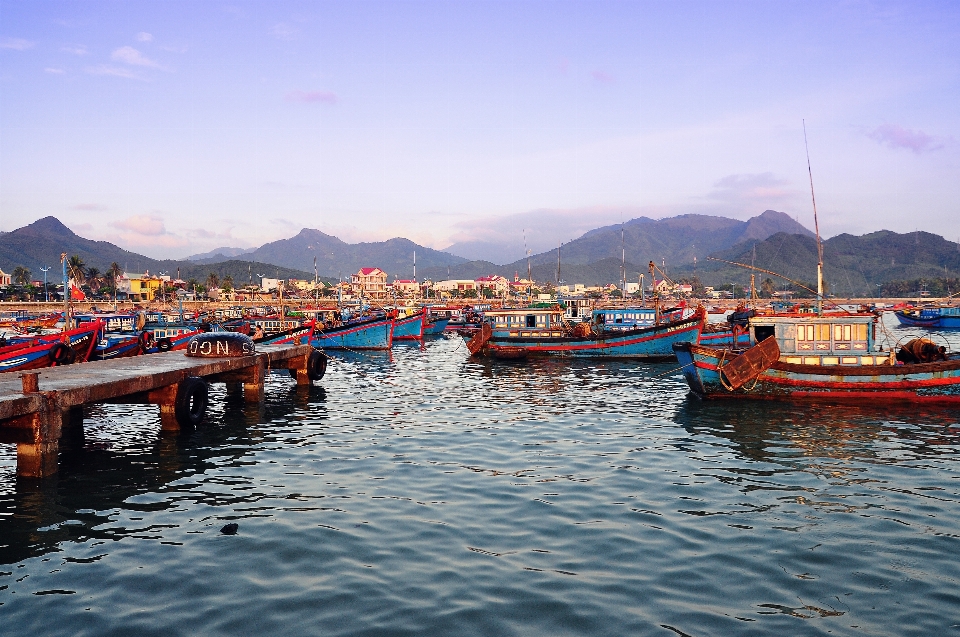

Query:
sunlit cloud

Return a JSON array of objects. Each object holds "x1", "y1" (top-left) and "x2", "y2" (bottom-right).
[
  {"x1": 0, "y1": 37, "x2": 34, "y2": 50},
  {"x1": 707, "y1": 173, "x2": 794, "y2": 205},
  {"x1": 44, "y1": 67, "x2": 65, "y2": 74},
  {"x1": 61, "y1": 44, "x2": 88, "y2": 56},
  {"x1": 285, "y1": 90, "x2": 338, "y2": 104},
  {"x1": 86, "y1": 64, "x2": 140, "y2": 79},
  {"x1": 111, "y1": 46, "x2": 163, "y2": 68},
  {"x1": 136, "y1": 32, "x2": 153, "y2": 42},
  {"x1": 592, "y1": 70, "x2": 615, "y2": 84},
  {"x1": 270, "y1": 23, "x2": 298, "y2": 40},
  {"x1": 867, "y1": 124, "x2": 945, "y2": 154},
  {"x1": 111, "y1": 215, "x2": 167, "y2": 236}
]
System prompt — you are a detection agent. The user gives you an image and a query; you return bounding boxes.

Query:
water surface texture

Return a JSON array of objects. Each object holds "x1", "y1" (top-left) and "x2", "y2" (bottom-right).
[{"x1": 2, "y1": 315, "x2": 959, "y2": 636}]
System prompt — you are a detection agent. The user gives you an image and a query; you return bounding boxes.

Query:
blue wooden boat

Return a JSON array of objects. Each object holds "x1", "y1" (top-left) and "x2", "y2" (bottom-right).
[
  {"x1": 674, "y1": 311, "x2": 960, "y2": 403},
  {"x1": 393, "y1": 310, "x2": 426, "y2": 340},
  {"x1": 310, "y1": 314, "x2": 394, "y2": 350},
  {"x1": 698, "y1": 324, "x2": 753, "y2": 347},
  {"x1": 94, "y1": 332, "x2": 148, "y2": 360},
  {"x1": 469, "y1": 306, "x2": 705, "y2": 360},
  {"x1": 424, "y1": 316, "x2": 450, "y2": 335},
  {"x1": 257, "y1": 321, "x2": 315, "y2": 346},
  {"x1": 894, "y1": 306, "x2": 960, "y2": 329}
]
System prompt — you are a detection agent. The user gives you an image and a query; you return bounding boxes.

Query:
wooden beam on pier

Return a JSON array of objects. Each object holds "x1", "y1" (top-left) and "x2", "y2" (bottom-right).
[{"x1": 0, "y1": 344, "x2": 317, "y2": 479}]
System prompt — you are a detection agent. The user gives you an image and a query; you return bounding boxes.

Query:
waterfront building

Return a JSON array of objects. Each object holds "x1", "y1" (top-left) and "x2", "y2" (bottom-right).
[{"x1": 352, "y1": 267, "x2": 388, "y2": 299}]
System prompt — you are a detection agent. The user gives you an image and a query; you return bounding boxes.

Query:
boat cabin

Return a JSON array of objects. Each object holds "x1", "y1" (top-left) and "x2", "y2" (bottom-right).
[
  {"x1": 750, "y1": 313, "x2": 882, "y2": 366},
  {"x1": 590, "y1": 306, "x2": 686, "y2": 330},
  {"x1": 483, "y1": 307, "x2": 566, "y2": 336}
]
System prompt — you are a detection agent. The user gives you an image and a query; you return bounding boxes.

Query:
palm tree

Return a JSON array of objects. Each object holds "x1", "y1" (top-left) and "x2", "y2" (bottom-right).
[
  {"x1": 206, "y1": 273, "x2": 220, "y2": 290},
  {"x1": 86, "y1": 267, "x2": 102, "y2": 294},
  {"x1": 66, "y1": 255, "x2": 86, "y2": 286},
  {"x1": 12, "y1": 266, "x2": 31, "y2": 286},
  {"x1": 222, "y1": 275, "x2": 234, "y2": 292}
]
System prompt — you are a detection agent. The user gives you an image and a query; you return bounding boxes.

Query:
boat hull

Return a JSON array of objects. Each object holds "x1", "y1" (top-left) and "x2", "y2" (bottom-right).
[
  {"x1": 311, "y1": 317, "x2": 393, "y2": 350},
  {"x1": 393, "y1": 312, "x2": 426, "y2": 340},
  {"x1": 424, "y1": 317, "x2": 450, "y2": 335},
  {"x1": 479, "y1": 315, "x2": 703, "y2": 360},
  {"x1": 894, "y1": 309, "x2": 960, "y2": 329},
  {"x1": 673, "y1": 341, "x2": 960, "y2": 403}
]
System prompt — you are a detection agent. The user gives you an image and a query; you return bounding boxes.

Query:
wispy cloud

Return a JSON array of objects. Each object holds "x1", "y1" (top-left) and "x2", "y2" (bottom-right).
[
  {"x1": 45, "y1": 67, "x2": 65, "y2": 74},
  {"x1": 86, "y1": 64, "x2": 141, "y2": 80},
  {"x1": 270, "y1": 23, "x2": 298, "y2": 40},
  {"x1": 592, "y1": 70, "x2": 615, "y2": 84},
  {"x1": 285, "y1": 90, "x2": 338, "y2": 104},
  {"x1": 136, "y1": 32, "x2": 153, "y2": 42},
  {"x1": 111, "y1": 214, "x2": 166, "y2": 235},
  {"x1": 0, "y1": 37, "x2": 34, "y2": 50},
  {"x1": 707, "y1": 172, "x2": 794, "y2": 205},
  {"x1": 61, "y1": 44, "x2": 88, "y2": 56},
  {"x1": 111, "y1": 46, "x2": 163, "y2": 68},
  {"x1": 867, "y1": 124, "x2": 945, "y2": 154}
]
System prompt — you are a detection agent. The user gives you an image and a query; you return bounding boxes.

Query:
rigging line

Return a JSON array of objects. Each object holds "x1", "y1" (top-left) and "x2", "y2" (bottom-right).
[{"x1": 706, "y1": 256, "x2": 821, "y2": 297}]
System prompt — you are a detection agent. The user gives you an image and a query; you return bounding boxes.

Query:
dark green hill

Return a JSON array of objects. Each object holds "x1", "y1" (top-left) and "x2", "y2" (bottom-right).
[
  {"x1": 0, "y1": 217, "x2": 320, "y2": 284},
  {"x1": 238, "y1": 229, "x2": 467, "y2": 280}
]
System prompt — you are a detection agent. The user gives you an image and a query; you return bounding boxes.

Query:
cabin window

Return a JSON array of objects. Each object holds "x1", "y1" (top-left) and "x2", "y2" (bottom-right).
[
  {"x1": 856, "y1": 324, "x2": 867, "y2": 341},
  {"x1": 526, "y1": 314, "x2": 536, "y2": 328},
  {"x1": 797, "y1": 325, "x2": 815, "y2": 341},
  {"x1": 755, "y1": 326, "x2": 775, "y2": 342},
  {"x1": 834, "y1": 324, "x2": 852, "y2": 341},
  {"x1": 816, "y1": 324, "x2": 831, "y2": 341}
]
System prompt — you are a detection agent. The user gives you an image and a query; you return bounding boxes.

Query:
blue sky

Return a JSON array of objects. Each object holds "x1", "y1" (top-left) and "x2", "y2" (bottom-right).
[{"x1": 1, "y1": 0, "x2": 958, "y2": 261}]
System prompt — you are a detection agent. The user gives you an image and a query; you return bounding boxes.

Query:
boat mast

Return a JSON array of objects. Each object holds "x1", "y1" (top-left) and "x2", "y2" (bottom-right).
[
  {"x1": 524, "y1": 229, "x2": 531, "y2": 302},
  {"x1": 60, "y1": 252, "x2": 70, "y2": 332},
  {"x1": 803, "y1": 120, "x2": 824, "y2": 316}
]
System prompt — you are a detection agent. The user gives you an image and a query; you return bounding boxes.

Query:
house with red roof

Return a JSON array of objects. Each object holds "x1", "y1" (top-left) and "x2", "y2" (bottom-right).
[{"x1": 351, "y1": 267, "x2": 388, "y2": 299}]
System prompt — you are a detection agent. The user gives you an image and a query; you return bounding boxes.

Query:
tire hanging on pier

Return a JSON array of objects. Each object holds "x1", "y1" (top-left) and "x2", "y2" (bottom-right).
[
  {"x1": 307, "y1": 349, "x2": 327, "y2": 380},
  {"x1": 156, "y1": 338, "x2": 173, "y2": 352},
  {"x1": 288, "y1": 349, "x2": 328, "y2": 381},
  {"x1": 175, "y1": 376, "x2": 208, "y2": 427}
]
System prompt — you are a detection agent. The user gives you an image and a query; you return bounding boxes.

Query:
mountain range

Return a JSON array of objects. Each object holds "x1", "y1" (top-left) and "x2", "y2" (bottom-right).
[{"x1": 2, "y1": 212, "x2": 958, "y2": 296}]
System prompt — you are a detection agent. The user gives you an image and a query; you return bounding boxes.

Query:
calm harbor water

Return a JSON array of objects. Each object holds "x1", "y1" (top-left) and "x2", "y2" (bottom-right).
[{"x1": 2, "y1": 313, "x2": 960, "y2": 636}]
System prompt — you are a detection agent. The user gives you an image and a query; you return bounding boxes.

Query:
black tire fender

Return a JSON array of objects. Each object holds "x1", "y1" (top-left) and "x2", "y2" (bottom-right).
[
  {"x1": 157, "y1": 338, "x2": 173, "y2": 352},
  {"x1": 175, "y1": 376, "x2": 208, "y2": 427},
  {"x1": 49, "y1": 342, "x2": 73, "y2": 365},
  {"x1": 308, "y1": 349, "x2": 327, "y2": 381}
]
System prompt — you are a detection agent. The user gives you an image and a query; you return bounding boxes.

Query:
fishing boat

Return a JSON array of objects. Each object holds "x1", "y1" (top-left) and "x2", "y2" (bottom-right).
[
  {"x1": 674, "y1": 124, "x2": 960, "y2": 403},
  {"x1": 591, "y1": 305, "x2": 686, "y2": 331},
  {"x1": 423, "y1": 314, "x2": 451, "y2": 335},
  {"x1": 468, "y1": 305, "x2": 705, "y2": 360},
  {"x1": 257, "y1": 321, "x2": 315, "y2": 346},
  {"x1": 0, "y1": 321, "x2": 102, "y2": 373},
  {"x1": 673, "y1": 311, "x2": 960, "y2": 402},
  {"x1": 392, "y1": 308, "x2": 427, "y2": 340},
  {"x1": 310, "y1": 312, "x2": 394, "y2": 350},
  {"x1": 894, "y1": 306, "x2": 960, "y2": 329}
]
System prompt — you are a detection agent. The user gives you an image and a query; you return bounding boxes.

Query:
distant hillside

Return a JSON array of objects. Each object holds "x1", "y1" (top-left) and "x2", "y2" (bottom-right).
[
  {"x1": 517, "y1": 210, "x2": 813, "y2": 269},
  {"x1": 224, "y1": 228, "x2": 468, "y2": 280},
  {"x1": 420, "y1": 210, "x2": 813, "y2": 285},
  {"x1": 672, "y1": 230, "x2": 960, "y2": 297},
  {"x1": 0, "y1": 217, "x2": 318, "y2": 284},
  {"x1": 185, "y1": 247, "x2": 251, "y2": 262}
]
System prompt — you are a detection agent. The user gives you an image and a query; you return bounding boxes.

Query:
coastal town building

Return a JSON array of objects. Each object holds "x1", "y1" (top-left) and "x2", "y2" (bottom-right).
[
  {"x1": 392, "y1": 279, "x2": 420, "y2": 296},
  {"x1": 475, "y1": 275, "x2": 510, "y2": 295},
  {"x1": 117, "y1": 272, "x2": 168, "y2": 301},
  {"x1": 0, "y1": 269, "x2": 11, "y2": 286},
  {"x1": 351, "y1": 267, "x2": 388, "y2": 299}
]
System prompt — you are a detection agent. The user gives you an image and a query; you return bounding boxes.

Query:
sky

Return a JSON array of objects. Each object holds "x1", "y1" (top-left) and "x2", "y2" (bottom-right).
[{"x1": 1, "y1": 0, "x2": 958, "y2": 262}]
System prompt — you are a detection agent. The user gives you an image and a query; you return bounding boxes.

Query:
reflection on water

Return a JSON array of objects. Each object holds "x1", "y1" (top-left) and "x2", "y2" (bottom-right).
[{"x1": 1, "y1": 329, "x2": 960, "y2": 636}]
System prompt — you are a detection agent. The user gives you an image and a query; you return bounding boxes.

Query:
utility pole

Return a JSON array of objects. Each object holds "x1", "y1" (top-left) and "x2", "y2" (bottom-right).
[{"x1": 40, "y1": 266, "x2": 50, "y2": 302}]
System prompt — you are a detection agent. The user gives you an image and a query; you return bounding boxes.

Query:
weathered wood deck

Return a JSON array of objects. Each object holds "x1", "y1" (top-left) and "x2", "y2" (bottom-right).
[{"x1": 0, "y1": 344, "x2": 316, "y2": 478}]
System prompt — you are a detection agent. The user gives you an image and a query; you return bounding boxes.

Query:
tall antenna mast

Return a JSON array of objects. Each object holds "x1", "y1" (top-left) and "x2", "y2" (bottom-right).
[
  {"x1": 803, "y1": 119, "x2": 824, "y2": 315},
  {"x1": 524, "y1": 229, "x2": 531, "y2": 300},
  {"x1": 556, "y1": 240, "x2": 561, "y2": 285},
  {"x1": 621, "y1": 222, "x2": 626, "y2": 300}
]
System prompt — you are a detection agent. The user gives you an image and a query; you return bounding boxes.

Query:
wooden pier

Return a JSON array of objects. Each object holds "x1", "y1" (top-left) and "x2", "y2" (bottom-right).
[{"x1": 0, "y1": 344, "x2": 318, "y2": 478}]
